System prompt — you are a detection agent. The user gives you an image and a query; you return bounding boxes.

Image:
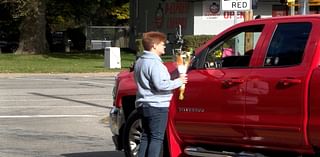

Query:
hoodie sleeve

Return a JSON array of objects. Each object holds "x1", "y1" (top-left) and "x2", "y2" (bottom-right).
[{"x1": 150, "y1": 62, "x2": 183, "y2": 91}]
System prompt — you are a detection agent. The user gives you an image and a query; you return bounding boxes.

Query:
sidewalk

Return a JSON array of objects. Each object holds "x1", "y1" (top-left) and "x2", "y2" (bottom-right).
[{"x1": 0, "y1": 72, "x2": 119, "y2": 78}]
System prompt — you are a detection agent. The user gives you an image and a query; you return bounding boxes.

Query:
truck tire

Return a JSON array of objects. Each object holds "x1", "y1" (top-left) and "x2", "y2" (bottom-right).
[
  {"x1": 123, "y1": 110, "x2": 142, "y2": 157},
  {"x1": 123, "y1": 110, "x2": 164, "y2": 157}
]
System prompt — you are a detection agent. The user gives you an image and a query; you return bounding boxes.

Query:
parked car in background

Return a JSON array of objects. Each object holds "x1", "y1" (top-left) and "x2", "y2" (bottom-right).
[
  {"x1": 0, "y1": 31, "x2": 19, "y2": 53},
  {"x1": 0, "y1": 40, "x2": 18, "y2": 53}
]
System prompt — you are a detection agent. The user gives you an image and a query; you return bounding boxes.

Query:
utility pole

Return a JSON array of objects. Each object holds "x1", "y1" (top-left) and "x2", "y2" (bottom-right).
[
  {"x1": 244, "y1": 10, "x2": 253, "y2": 52},
  {"x1": 299, "y1": 0, "x2": 309, "y2": 15}
]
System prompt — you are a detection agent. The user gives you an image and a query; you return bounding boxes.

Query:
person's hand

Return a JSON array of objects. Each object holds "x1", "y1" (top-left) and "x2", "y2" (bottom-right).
[{"x1": 179, "y1": 74, "x2": 188, "y2": 84}]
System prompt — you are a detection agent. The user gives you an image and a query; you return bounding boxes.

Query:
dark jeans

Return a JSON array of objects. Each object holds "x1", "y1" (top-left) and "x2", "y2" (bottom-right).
[{"x1": 137, "y1": 106, "x2": 168, "y2": 157}]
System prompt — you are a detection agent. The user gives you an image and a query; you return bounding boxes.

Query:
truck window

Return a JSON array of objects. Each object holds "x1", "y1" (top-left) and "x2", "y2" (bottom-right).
[
  {"x1": 204, "y1": 25, "x2": 263, "y2": 69},
  {"x1": 264, "y1": 22, "x2": 311, "y2": 67}
]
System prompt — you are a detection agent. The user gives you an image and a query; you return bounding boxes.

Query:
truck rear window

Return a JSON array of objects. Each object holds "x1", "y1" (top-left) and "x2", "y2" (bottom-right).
[{"x1": 264, "y1": 22, "x2": 311, "y2": 67}]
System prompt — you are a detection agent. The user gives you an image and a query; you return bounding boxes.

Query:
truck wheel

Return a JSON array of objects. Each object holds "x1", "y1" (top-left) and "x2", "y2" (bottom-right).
[
  {"x1": 123, "y1": 110, "x2": 142, "y2": 157},
  {"x1": 123, "y1": 110, "x2": 165, "y2": 157}
]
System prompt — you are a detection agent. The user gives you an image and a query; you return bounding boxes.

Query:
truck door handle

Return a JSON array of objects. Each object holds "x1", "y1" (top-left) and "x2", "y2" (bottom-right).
[
  {"x1": 222, "y1": 79, "x2": 244, "y2": 88},
  {"x1": 278, "y1": 78, "x2": 301, "y2": 86}
]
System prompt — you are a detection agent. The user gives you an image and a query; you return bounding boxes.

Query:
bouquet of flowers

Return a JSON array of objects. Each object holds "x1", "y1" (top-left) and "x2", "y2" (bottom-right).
[{"x1": 176, "y1": 49, "x2": 192, "y2": 100}]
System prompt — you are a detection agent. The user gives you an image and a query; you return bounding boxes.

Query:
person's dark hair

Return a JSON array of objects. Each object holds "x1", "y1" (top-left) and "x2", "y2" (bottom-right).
[{"x1": 142, "y1": 31, "x2": 166, "y2": 51}]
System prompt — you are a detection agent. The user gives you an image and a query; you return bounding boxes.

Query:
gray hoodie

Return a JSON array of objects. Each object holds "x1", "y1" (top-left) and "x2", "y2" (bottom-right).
[{"x1": 134, "y1": 51, "x2": 183, "y2": 108}]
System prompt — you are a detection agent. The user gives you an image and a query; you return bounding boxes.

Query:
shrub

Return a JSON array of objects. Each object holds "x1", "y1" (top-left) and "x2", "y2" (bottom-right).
[
  {"x1": 183, "y1": 35, "x2": 214, "y2": 50},
  {"x1": 135, "y1": 35, "x2": 214, "y2": 56}
]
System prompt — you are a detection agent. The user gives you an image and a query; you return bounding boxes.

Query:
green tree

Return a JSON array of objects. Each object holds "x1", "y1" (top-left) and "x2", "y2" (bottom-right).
[
  {"x1": 19, "y1": 0, "x2": 47, "y2": 54},
  {"x1": 1, "y1": 0, "x2": 129, "y2": 54},
  {"x1": 46, "y1": 0, "x2": 129, "y2": 31},
  {"x1": 93, "y1": 1, "x2": 129, "y2": 25},
  {"x1": 1, "y1": 0, "x2": 47, "y2": 54},
  {"x1": 46, "y1": 0, "x2": 100, "y2": 31}
]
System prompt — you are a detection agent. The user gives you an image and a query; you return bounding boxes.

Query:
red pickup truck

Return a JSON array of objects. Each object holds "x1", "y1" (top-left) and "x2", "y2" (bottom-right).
[{"x1": 109, "y1": 15, "x2": 320, "y2": 157}]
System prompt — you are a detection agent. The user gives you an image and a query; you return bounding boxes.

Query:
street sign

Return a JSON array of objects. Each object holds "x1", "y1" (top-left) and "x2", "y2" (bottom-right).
[{"x1": 221, "y1": 0, "x2": 252, "y2": 11}]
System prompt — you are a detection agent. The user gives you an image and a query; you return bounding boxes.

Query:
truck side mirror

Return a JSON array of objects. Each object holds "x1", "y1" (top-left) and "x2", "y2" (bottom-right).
[
  {"x1": 129, "y1": 56, "x2": 140, "y2": 72},
  {"x1": 129, "y1": 62, "x2": 135, "y2": 72},
  {"x1": 189, "y1": 55, "x2": 197, "y2": 70}
]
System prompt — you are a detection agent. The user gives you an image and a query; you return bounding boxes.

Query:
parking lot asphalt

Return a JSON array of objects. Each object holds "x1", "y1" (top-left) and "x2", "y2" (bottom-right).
[
  {"x1": 0, "y1": 72, "x2": 119, "y2": 78},
  {"x1": 0, "y1": 72, "x2": 125, "y2": 157}
]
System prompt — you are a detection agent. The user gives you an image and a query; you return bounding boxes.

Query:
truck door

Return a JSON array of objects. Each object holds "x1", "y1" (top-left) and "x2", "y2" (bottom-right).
[
  {"x1": 245, "y1": 22, "x2": 312, "y2": 148},
  {"x1": 172, "y1": 24, "x2": 266, "y2": 146}
]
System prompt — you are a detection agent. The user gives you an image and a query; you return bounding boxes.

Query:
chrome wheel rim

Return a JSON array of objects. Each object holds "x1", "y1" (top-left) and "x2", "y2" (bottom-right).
[{"x1": 129, "y1": 119, "x2": 142, "y2": 157}]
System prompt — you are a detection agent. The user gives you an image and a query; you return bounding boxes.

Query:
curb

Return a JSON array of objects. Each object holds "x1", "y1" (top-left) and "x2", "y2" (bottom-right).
[{"x1": 0, "y1": 72, "x2": 119, "y2": 78}]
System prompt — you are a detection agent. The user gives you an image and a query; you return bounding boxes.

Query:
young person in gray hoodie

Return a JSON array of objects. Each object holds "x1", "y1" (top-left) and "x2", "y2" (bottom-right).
[{"x1": 134, "y1": 31, "x2": 187, "y2": 157}]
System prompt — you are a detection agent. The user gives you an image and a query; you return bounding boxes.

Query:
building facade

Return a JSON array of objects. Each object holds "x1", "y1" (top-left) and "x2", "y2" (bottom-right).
[{"x1": 129, "y1": 0, "x2": 315, "y2": 49}]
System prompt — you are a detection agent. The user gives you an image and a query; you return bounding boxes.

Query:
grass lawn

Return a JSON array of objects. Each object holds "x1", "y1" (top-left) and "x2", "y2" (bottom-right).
[
  {"x1": 0, "y1": 51, "x2": 174, "y2": 73},
  {"x1": 0, "y1": 51, "x2": 136, "y2": 73}
]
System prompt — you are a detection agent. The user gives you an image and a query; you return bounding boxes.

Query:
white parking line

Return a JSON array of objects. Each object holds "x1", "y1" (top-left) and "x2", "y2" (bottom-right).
[
  {"x1": 0, "y1": 98, "x2": 112, "y2": 102},
  {"x1": 0, "y1": 105, "x2": 102, "y2": 108},
  {"x1": 0, "y1": 115, "x2": 100, "y2": 118},
  {"x1": 14, "y1": 77, "x2": 114, "y2": 86}
]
